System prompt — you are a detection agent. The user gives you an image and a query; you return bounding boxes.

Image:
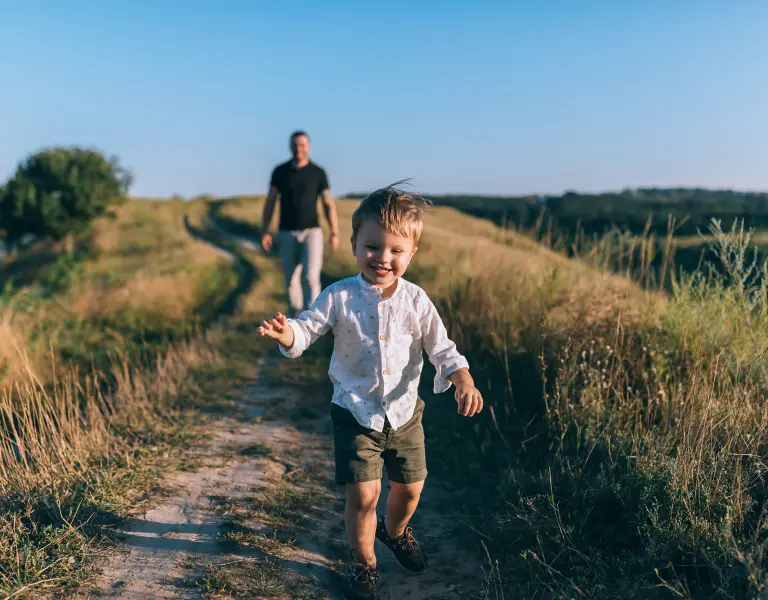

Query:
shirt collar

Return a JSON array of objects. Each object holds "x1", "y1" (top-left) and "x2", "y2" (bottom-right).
[
  {"x1": 289, "y1": 159, "x2": 311, "y2": 171},
  {"x1": 355, "y1": 273, "x2": 402, "y2": 299}
]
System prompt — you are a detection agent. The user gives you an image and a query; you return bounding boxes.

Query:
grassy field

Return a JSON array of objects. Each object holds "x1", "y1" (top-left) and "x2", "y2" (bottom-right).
[
  {"x1": 220, "y1": 195, "x2": 768, "y2": 599},
  {"x1": 0, "y1": 197, "x2": 267, "y2": 597},
  {"x1": 429, "y1": 196, "x2": 768, "y2": 294},
  {"x1": 2, "y1": 193, "x2": 768, "y2": 598},
  {"x1": 0, "y1": 198, "x2": 237, "y2": 382}
]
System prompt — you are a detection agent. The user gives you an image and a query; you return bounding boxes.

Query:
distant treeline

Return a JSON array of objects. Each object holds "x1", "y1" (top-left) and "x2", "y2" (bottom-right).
[{"x1": 345, "y1": 188, "x2": 768, "y2": 238}]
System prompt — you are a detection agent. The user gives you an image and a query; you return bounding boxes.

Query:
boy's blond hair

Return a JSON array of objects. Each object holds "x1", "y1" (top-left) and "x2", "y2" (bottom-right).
[{"x1": 351, "y1": 181, "x2": 432, "y2": 245}]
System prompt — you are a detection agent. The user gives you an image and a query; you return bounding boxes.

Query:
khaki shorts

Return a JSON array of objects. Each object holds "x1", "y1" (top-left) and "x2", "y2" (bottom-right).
[{"x1": 331, "y1": 398, "x2": 428, "y2": 485}]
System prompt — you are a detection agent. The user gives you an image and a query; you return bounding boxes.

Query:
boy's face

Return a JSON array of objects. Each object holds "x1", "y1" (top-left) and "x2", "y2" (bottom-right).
[{"x1": 352, "y1": 219, "x2": 417, "y2": 289}]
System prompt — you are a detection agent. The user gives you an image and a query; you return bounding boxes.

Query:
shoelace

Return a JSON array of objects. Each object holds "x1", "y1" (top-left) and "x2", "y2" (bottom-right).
[
  {"x1": 395, "y1": 527, "x2": 419, "y2": 553},
  {"x1": 350, "y1": 562, "x2": 378, "y2": 586}
]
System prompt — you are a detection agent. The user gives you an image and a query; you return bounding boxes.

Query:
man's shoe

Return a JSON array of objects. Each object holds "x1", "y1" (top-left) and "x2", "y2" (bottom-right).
[
  {"x1": 375, "y1": 516, "x2": 428, "y2": 573},
  {"x1": 343, "y1": 550, "x2": 381, "y2": 600}
]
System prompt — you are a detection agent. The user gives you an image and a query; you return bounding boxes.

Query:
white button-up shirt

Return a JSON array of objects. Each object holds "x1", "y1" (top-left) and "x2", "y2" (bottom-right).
[{"x1": 279, "y1": 274, "x2": 470, "y2": 432}]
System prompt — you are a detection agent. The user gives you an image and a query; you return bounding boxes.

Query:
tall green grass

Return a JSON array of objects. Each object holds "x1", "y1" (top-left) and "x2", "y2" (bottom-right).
[{"x1": 424, "y1": 220, "x2": 768, "y2": 599}]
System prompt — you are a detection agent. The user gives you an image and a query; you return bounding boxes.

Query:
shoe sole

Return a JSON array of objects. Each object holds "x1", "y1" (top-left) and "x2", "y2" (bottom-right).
[{"x1": 374, "y1": 536, "x2": 428, "y2": 575}]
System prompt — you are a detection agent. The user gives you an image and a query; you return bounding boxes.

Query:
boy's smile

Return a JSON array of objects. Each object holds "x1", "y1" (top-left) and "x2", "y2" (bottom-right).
[{"x1": 352, "y1": 219, "x2": 417, "y2": 292}]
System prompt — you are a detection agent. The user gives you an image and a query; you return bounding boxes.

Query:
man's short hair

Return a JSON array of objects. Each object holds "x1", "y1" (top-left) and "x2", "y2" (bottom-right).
[{"x1": 290, "y1": 130, "x2": 310, "y2": 142}]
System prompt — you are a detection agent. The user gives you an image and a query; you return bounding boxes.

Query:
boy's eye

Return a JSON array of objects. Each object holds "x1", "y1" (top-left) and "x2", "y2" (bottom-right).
[{"x1": 393, "y1": 249, "x2": 403, "y2": 254}]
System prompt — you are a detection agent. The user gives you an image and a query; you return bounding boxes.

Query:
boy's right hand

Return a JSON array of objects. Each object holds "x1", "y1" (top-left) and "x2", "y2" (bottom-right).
[{"x1": 258, "y1": 312, "x2": 294, "y2": 348}]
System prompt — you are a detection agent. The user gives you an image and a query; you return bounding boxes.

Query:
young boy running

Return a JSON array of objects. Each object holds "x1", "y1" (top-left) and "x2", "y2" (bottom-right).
[{"x1": 258, "y1": 184, "x2": 484, "y2": 599}]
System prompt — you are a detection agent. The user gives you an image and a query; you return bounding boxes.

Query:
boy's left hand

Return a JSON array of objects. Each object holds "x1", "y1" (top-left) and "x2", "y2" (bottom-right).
[{"x1": 455, "y1": 383, "x2": 483, "y2": 417}]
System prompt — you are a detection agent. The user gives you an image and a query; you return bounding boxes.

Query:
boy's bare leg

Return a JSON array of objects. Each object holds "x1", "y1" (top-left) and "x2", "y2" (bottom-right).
[
  {"x1": 385, "y1": 480, "x2": 424, "y2": 538},
  {"x1": 345, "y1": 480, "x2": 382, "y2": 565}
]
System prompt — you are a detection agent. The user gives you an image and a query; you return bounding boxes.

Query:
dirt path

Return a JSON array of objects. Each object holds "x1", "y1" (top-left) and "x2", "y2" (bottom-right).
[{"x1": 78, "y1": 220, "x2": 488, "y2": 600}]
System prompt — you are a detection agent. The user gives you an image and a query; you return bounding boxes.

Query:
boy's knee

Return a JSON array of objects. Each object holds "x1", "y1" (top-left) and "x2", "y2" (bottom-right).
[
  {"x1": 392, "y1": 481, "x2": 424, "y2": 502},
  {"x1": 347, "y1": 481, "x2": 380, "y2": 512}
]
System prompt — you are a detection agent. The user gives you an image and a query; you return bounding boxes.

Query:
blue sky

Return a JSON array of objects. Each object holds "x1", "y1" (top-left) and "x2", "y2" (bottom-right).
[{"x1": 1, "y1": 0, "x2": 767, "y2": 197}]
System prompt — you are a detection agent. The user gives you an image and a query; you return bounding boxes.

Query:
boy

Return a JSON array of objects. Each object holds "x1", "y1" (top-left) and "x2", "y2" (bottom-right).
[{"x1": 258, "y1": 184, "x2": 483, "y2": 600}]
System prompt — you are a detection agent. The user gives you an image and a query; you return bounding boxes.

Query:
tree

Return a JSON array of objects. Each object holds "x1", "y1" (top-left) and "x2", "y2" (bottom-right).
[{"x1": 0, "y1": 147, "x2": 133, "y2": 251}]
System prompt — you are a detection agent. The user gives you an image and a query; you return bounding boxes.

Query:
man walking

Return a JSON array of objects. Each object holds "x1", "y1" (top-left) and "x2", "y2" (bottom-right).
[{"x1": 261, "y1": 131, "x2": 340, "y2": 317}]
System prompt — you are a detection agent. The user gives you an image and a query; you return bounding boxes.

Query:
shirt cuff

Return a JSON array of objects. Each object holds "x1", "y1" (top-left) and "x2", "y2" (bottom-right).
[
  {"x1": 433, "y1": 356, "x2": 470, "y2": 394},
  {"x1": 278, "y1": 320, "x2": 305, "y2": 358}
]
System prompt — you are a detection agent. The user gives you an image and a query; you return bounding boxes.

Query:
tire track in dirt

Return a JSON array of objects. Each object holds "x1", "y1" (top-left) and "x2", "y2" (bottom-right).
[
  {"x1": 79, "y1": 359, "x2": 339, "y2": 599},
  {"x1": 182, "y1": 211, "x2": 256, "y2": 319}
]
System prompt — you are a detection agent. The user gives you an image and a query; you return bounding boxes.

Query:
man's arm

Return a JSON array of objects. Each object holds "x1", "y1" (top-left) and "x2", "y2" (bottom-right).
[
  {"x1": 260, "y1": 185, "x2": 278, "y2": 251},
  {"x1": 321, "y1": 188, "x2": 340, "y2": 252}
]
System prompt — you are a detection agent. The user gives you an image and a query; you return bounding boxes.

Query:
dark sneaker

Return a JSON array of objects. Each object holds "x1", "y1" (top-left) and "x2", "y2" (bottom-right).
[
  {"x1": 343, "y1": 550, "x2": 381, "y2": 600},
  {"x1": 375, "y1": 516, "x2": 428, "y2": 573}
]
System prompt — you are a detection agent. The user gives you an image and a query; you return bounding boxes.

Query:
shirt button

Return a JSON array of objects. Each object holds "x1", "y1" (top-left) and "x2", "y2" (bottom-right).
[
  {"x1": 383, "y1": 369, "x2": 389, "y2": 375},
  {"x1": 381, "y1": 401, "x2": 387, "y2": 408},
  {"x1": 380, "y1": 335, "x2": 386, "y2": 340}
]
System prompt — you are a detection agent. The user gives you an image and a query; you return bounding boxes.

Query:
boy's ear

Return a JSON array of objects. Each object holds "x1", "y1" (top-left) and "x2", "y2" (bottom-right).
[{"x1": 350, "y1": 235, "x2": 356, "y2": 253}]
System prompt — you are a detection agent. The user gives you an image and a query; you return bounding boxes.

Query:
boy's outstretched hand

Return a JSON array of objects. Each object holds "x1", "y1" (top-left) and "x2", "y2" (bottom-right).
[
  {"x1": 448, "y1": 368, "x2": 484, "y2": 417},
  {"x1": 258, "y1": 312, "x2": 295, "y2": 349}
]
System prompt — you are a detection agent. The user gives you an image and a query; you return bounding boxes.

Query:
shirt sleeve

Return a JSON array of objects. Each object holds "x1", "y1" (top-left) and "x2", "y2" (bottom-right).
[
  {"x1": 420, "y1": 296, "x2": 470, "y2": 393},
  {"x1": 318, "y1": 168, "x2": 330, "y2": 194},
  {"x1": 279, "y1": 285, "x2": 336, "y2": 358},
  {"x1": 269, "y1": 166, "x2": 280, "y2": 189}
]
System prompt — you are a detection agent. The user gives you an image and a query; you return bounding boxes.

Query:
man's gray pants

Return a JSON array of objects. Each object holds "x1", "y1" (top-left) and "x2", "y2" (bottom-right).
[{"x1": 277, "y1": 228, "x2": 323, "y2": 316}]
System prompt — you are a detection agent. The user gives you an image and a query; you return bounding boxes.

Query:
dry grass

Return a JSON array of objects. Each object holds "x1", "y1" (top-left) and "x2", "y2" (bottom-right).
[
  {"x1": 5, "y1": 189, "x2": 767, "y2": 598},
  {"x1": 428, "y1": 223, "x2": 768, "y2": 598},
  {"x1": 0, "y1": 328, "x2": 235, "y2": 597},
  {"x1": 0, "y1": 197, "x2": 237, "y2": 388},
  {"x1": 220, "y1": 195, "x2": 768, "y2": 599},
  {"x1": 181, "y1": 556, "x2": 286, "y2": 599},
  {"x1": 0, "y1": 197, "x2": 247, "y2": 597}
]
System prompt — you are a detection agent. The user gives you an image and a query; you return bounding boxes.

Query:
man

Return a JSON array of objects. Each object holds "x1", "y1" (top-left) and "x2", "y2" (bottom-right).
[{"x1": 261, "y1": 131, "x2": 340, "y2": 317}]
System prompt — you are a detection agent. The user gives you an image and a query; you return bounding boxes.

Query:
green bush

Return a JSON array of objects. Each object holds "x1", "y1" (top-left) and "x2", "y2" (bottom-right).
[{"x1": 0, "y1": 147, "x2": 132, "y2": 248}]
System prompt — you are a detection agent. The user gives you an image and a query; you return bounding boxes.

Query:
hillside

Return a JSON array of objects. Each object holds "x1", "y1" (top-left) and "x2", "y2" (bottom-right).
[
  {"x1": 1, "y1": 195, "x2": 767, "y2": 598},
  {"x1": 384, "y1": 188, "x2": 768, "y2": 237},
  {"x1": 382, "y1": 189, "x2": 768, "y2": 291},
  {"x1": 214, "y1": 195, "x2": 768, "y2": 599},
  {"x1": 0, "y1": 198, "x2": 238, "y2": 384}
]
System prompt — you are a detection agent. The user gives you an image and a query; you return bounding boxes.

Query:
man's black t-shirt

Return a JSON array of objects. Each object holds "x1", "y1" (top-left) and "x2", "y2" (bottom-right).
[{"x1": 270, "y1": 160, "x2": 330, "y2": 231}]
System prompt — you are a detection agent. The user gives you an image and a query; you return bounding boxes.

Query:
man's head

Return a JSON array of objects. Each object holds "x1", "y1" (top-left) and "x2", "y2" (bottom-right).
[
  {"x1": 290, "y1": 131, "x2": 310, "y2": 164},
  {"x1": 351, "y1": 182, "x2": 431, "y2": 288}
]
